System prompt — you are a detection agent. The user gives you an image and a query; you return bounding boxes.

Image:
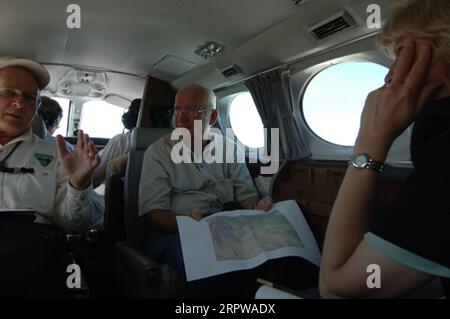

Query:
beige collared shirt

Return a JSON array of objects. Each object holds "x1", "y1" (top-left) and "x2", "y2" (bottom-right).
[
  {"x1": 0, "y1": 129, "x2": 104, "y2": 231},
  {"x1": 92, "y1": 131, "x2": 132, "y2": 187},
  {"x1": 139, "y1": 134, "x2": 258, "y2": 217}
]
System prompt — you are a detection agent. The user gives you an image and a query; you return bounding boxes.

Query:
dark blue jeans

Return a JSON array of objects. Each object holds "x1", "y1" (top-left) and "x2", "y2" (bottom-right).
[
  {"x1": 143, "y1": 232, "x2": 186, "y2": 276},
  {"x1": 143, "y1": 231, "x2": 319, "y2": 299},
  {"x1": 143, "y1": 232, "x2": 222, "y2": 298}
]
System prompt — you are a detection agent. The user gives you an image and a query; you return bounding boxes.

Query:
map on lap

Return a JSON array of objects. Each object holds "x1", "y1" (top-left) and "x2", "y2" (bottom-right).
[{"x1": 177, "y1": 200, "x2": 321, "y2": 281}]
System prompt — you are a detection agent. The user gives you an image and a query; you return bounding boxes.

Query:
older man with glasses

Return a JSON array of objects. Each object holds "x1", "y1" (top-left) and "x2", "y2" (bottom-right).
[
  {"x1": 139, "y1": 84, "x2": 275, "y2": 298},
  {"x1": 0, "y1": 57, "x2": 104, "y2": 231}
]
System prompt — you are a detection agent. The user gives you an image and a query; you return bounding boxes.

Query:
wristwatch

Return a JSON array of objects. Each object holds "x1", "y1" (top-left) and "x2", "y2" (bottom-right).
[{"x1": 350, "y1": 153, "x2": 384, "y2": 173}]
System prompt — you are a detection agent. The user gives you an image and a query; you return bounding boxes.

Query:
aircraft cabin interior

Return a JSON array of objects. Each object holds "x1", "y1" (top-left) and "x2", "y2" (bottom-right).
[{"x1": 0, "y1": 0, "x2": 448, "y2": 301}]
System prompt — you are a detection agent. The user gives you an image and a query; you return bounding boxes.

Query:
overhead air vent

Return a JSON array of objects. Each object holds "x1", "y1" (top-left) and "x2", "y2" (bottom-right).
[
  {"x1": 309, "y1": 11, "x2": 355, "y2": 40},
  {"x1": 153, "y1": 55, "x2": 195, "y2": 76},
  {"x1": 221, "y1": 65, "x2": 243, "y2": 78}
]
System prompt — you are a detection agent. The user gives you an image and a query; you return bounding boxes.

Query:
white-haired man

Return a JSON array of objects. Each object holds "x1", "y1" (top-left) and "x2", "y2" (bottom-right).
[{"x1": 138, "y1": 84, "x2": 301, "y2": 298}]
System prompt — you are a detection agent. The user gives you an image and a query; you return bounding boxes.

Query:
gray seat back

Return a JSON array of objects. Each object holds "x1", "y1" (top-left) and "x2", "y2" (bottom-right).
[
  {"x1": 124, "y1": 127, "x2": 172, "y2": 245},
  {"x1": 31, "y1": 115, "x2": 48, "y2": 139}
]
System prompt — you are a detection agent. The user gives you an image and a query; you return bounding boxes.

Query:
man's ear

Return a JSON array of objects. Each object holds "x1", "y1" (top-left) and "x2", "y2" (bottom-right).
[{"x1": 209, "y1": 109, "x2": 218, "y2": 126}]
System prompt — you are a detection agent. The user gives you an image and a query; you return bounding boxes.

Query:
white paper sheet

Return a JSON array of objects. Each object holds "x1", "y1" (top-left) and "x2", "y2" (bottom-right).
[{"x1": 176, "y1": 200, "x2": 321, "y2": 282}]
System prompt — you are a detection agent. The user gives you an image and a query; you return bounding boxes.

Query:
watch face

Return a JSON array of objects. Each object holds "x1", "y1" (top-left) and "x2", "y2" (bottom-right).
[{"x1": 351, "y1": 154, "x2": 368, "y2": 168}]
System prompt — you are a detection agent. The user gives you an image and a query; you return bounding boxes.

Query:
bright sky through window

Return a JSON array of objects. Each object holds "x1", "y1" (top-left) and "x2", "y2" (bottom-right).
[
  {"x1": 79, "y1": 100, "x2": 125, "y2": 138},
  {"x1": 229, "y1": 93, "x2": 264, "y2": 148},
  {"x1": 303, "y1": 62, "x2": 389, "y2": 146}
]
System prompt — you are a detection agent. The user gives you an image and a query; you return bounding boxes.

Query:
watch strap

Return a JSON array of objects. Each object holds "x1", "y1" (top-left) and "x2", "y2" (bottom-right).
[{"x1": 365, "y1": 159, "x2": 384, "y2": 172}]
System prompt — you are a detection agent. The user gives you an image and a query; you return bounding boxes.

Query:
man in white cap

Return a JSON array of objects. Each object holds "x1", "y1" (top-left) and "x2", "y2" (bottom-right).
[{"x1": 0, "y1": 57, "x2": 104, "y2": 231}]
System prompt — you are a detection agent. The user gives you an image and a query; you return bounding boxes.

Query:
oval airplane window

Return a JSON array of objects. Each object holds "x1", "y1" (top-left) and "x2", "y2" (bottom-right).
[
  {"x1": 302, "y1": 62, "x2": 389, "y2": 146},
  {"x1": 229, "y1": 92, "x2": 264, "y2": 148},
  {"x1": 52, "y1": 97, "x2": 71, "y2": 137},
  {"x1": 79, "y1": 100, "x2": 125, "y2": 138}
]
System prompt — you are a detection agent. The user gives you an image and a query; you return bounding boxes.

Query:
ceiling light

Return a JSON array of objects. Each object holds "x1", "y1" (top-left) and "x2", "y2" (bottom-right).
[
  {"x1": 291, "y1": 0, "x2": 312, "y2": 5},
  {"x1": 195, "y1": 41, "x2": 225, "y2": 60},
  {"x1": 57, "y1": 69, "x2": 107, "y2": 99}
]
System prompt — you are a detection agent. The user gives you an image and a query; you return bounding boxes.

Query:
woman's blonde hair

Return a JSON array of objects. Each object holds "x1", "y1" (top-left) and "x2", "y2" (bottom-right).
[{"x1": 378, "y1": 0, "x2": 450, "y2": 61}]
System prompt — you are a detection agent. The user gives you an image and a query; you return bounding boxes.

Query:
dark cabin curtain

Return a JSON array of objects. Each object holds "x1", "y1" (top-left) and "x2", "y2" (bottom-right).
[{"x1": 245, "y1": 69, "x2": 310, "y2": 160}]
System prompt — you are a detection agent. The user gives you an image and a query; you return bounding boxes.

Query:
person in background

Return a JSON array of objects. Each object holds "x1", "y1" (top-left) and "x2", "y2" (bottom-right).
[
  {"x1": 38, "y1": 96, "x2": 63, "y2": 137},
  {"x1": 38, "y1": 96, "x2": 74, "y2": 151},
  {"x1": 92, "y1": 99, "x2": 140, "y2": 187}
]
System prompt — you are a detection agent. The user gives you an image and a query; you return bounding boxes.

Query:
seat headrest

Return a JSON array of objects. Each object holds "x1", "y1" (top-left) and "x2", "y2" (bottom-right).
[
  {"x1": 31, "y1": 115, "x2": 48, "y2": 139},
  {"x1": 131, "y1": 127, "x2": 172, "y2": 150}
]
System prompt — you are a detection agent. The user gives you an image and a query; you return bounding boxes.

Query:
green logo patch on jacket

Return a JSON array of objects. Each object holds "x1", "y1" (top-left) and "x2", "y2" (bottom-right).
[{"x1": 34, "y1": 153, "x2": 54, "y2": 167}]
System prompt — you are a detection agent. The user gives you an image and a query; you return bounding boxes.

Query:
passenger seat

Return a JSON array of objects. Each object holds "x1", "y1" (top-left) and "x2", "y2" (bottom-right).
[
  {"x1": 113, "y1": 127, "x2": 185, "y2": 298},
  {"x1": 31, "y1": 114, "x2": 48, "y2": 139}
]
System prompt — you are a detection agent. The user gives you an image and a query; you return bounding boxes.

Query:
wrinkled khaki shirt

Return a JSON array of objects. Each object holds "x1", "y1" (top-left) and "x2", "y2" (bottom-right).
[{"x1": 139, "y1": 134, "x2": 258, "y2": 216}]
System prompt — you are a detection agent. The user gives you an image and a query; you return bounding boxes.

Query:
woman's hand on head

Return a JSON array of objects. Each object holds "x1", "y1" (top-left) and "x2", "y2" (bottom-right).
[{"x1": 355, "y1": 39, "x2": 443, "y2": 161}]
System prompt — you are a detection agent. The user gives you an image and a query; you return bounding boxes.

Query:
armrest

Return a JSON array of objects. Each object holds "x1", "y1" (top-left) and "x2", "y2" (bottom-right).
[{"x1": 114, "y1": 241, "x2": 161, "y2": 287}]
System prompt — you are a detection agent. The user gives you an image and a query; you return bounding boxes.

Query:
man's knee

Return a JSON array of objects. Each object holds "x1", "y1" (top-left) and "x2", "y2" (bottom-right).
[{"x1": 144, "y1": 232, "x2": 185, "y2": 274}]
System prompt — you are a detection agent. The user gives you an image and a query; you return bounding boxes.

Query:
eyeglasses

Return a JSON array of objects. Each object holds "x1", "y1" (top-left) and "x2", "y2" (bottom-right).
[
  {"x1": 173, "y1": 107, "x2": 211, "y2": 118},
  {"x1": 0, "y1": 87, "x2": 41, "y2": 108}
]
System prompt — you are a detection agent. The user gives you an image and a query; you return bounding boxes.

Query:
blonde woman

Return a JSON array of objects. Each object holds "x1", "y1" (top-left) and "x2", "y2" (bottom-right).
[{"x1": 320, "y1": 0, "x2": 450, "y2": 298}]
